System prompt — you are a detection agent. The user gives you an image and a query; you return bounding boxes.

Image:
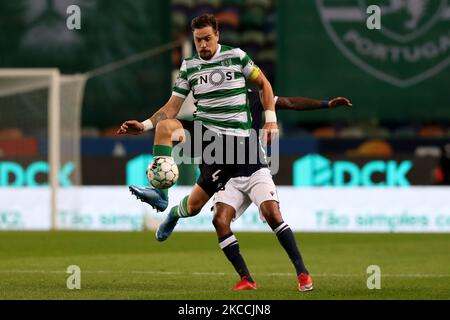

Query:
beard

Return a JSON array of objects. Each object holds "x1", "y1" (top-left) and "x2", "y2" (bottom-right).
[{"x1": 200, "y1": 50, "x2": 213, "y2": 60}]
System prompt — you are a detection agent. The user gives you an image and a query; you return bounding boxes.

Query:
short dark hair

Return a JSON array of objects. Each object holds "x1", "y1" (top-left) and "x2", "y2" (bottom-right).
[{"x1": 191, "y1": 14, "x2": 219, "y2": 32}]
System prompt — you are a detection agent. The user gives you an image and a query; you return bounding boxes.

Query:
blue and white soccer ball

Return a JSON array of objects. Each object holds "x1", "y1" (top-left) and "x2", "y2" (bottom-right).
[{"x1": 146, "y1": 157, "x2": 179, "y2": 189}]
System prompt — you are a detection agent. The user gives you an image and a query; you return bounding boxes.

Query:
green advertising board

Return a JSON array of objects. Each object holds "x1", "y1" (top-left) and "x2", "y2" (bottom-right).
[{"x1": 277, "y1": 0, "x2": 450, "y2": 123}]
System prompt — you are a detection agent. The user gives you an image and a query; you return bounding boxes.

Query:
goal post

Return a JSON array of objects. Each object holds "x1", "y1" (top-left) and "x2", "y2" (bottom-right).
[
  {"x1": 0, "y1": 69, "x2": 86, "y2": 229},
  {"x1": 49, "y1": 70, "x2": 60, "y2": 230},
  {"x1": 0, "y1": 42, "x2": 181, "y2": 230}
]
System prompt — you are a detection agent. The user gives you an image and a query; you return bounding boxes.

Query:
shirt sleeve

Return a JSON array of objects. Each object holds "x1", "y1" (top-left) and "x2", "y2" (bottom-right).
[
  {"x1": 237, "y1": 49, "x2": 261, "y2": 81},
  {"x1": 172, "y1": 60, "x2": 191, "y2": 99}
]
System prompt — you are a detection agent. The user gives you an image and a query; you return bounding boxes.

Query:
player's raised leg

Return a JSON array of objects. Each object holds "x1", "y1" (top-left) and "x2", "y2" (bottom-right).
[
  {"x1": 156, "y1": 183, "x2": 210, "y2": 241},
  {"x1": 157, "y1": 160, "x2": 234, "y2": 241},
  {"x1": 130, "y1": 119, "x2": 185, "y2": 212},
  {"x1": 259, "y1": 200, "x2": 313, "y2": 292},
  {"x1": 213, "y1": 202, "x2": 257, "y2": 291}
]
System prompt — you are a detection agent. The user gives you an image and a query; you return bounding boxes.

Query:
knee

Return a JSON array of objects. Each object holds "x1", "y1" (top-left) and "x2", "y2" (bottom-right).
[
  {"x1": 260, "y1": 201, "x2": 283, "y2": 227},
  {"x1": 156, "y1": 119, "x2": 179, "y2": 137},
  {"x1": 212, "y1": 213, "x2": 228, "y2": 230}
]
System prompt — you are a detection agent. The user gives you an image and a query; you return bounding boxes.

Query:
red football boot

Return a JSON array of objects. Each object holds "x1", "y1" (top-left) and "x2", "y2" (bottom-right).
[
  {"x1": 298, "y1": 273, "x2": 314, "y2": 292},
  {"x1": 231, "y1": 276, "x2": 257, "y2": 291}
]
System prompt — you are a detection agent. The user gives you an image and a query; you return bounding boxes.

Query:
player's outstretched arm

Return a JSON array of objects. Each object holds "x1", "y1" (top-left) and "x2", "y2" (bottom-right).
[
  {"x1": 251, "y1": 71, "x2": 278, "y2": 144},
  {"x1": 276, "y1": 96, "x2": 353, "y2": 111},
  {"x1": 117, "y1": 95, "x2": 184, "y2": 135}
]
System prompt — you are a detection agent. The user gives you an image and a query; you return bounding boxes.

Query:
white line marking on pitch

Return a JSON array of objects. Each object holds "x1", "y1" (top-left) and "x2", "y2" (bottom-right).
[{"x1": 0, "y1": 270, "x2": 449, "y2": 278}]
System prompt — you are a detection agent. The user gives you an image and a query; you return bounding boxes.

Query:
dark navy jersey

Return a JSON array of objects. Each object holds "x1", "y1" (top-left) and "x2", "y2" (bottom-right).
[
  {"x1": 179, "y1": 90, "x2": 269, "y2": 181},
  {"x1": 248, "y1": 91, "x2": 263, "y2": 132},
  {"x1": 230, "y1": 90, "x2": 268, "y2": 177}
]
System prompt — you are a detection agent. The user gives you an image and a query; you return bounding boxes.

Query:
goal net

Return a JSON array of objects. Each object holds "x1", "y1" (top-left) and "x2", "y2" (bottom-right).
[{"x1": 0, "y1": 69, "x2": 86, "y2": 228}]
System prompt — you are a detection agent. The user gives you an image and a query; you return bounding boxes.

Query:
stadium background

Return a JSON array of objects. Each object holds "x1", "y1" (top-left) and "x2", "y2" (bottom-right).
[{"x1": 0, "y1": 0, "x2": 449, "y2": 300}]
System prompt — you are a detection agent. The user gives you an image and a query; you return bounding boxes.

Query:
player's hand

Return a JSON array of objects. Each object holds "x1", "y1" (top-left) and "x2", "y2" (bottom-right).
[
  {"x1": 117, "y1": 120, "x2": 144, "y2": 135},
  {"x1": 262, "y1": 122, "x2": 279, "y2": 146},
  {"x1": 329, "y1": 97, "x2": 353, "y2": 108}
]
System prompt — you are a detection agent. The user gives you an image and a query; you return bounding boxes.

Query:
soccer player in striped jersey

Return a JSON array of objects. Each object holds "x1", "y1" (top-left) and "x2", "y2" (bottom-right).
[
  {"x1": 159, "y1": 92, "x2": 350, "y2": 292},
  {"x1": 121, "y1": 90, "x2": 351, "y2": 293},
  {"x1": 118, "y1": 14, "x2": 277, "y2": 235},
  {"x1": 118, "y1": 14, "x2": 352, "y2": 292}
]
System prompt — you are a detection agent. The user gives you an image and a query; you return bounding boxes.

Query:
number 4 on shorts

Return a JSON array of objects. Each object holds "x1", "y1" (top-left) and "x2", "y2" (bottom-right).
[{"x1": 212, "y1": 170, "x2": 222, "y2": 182}]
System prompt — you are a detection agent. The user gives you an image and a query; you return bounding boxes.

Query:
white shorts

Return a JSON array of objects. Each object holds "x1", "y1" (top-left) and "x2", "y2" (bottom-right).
[{"x1": 212, "y1": 168, "x2": 279, "y2": 222}]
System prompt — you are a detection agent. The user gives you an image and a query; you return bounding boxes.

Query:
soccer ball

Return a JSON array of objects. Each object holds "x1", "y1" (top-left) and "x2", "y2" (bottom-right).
[{"x1": 146, "y1": 157, "x2": 179, "y2": 189}]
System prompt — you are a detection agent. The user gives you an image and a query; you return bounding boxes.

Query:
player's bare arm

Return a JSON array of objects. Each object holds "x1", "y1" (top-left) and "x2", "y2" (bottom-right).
[
  {"x1": 251, "y1": 71, "x2": 278, "y2": 144},
  {"x1": 276, "y1": 96, "x2": 353, "y2": 111},
  {"x1": 117, "y1": 95, "x2": 185, "y2": 135}
]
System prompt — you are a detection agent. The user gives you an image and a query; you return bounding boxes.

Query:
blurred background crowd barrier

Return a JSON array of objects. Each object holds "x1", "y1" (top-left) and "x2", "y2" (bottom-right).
[{"x1": 0, "y1": 0, "x2": 449, "y2": 231}]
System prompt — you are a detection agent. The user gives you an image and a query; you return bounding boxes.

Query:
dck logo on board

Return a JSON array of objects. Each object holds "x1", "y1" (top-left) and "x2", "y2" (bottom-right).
[{"x1": 293, "y1": 154, "x2": 412, "y2": 187}]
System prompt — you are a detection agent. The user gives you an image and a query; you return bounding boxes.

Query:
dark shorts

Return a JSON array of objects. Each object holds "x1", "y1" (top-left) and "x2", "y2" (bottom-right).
[{"x1": 178, "y1": 120, "x2": 267, "y2": 197}]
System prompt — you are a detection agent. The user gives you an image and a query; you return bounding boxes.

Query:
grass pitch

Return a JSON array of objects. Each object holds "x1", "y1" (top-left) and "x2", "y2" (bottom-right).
[{"x1": 0, "y1": 232, "x2": 449, "y2": 300}]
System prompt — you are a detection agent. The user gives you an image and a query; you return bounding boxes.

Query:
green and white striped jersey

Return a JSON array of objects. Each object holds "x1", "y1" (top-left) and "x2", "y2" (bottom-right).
[{"x1": 172, "y1": 44, "x2": 261, "y2": 137}]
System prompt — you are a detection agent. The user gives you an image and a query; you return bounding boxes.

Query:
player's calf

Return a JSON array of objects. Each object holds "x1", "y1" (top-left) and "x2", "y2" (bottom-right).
[
  {"x1": 260, "y1": 201, "x2": 312, "y2": 291},
  {"x1": 213, "y1": 203, "x2": 256, "y2": 290},
  {"x1": 218, "y1": 232, "x2": 256, "y2": 290},
  {"x1": 212, "y1": 202, "x2": 234, "y2": 238},
  {"x1": 185, "y1": 184, "x2": 211, "y2": 217}
]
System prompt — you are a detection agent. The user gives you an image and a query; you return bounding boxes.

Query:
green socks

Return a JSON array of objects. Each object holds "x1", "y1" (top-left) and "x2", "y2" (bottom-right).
[
  {"x1": 153, "y1": 145, "x2": 172, "y2": 157},
  {"x1": 170, "y1": 196, "x2": 190, "y2": 218}
]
